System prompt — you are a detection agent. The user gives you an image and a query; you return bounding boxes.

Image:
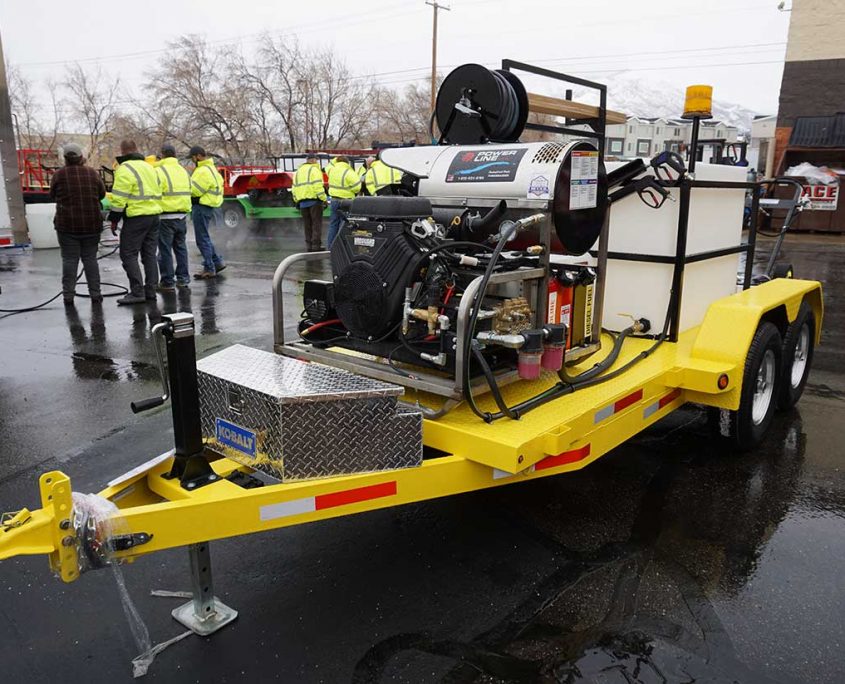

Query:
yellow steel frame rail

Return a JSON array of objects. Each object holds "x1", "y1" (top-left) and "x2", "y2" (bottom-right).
[{"x1": 0, "y1": 280, "x2": 823, "y2": 583}]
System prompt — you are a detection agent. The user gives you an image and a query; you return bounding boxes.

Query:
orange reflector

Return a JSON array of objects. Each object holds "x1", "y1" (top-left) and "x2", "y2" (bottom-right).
[{"x1": 718, "y1": 374, "x2": 729, "y2": 390}]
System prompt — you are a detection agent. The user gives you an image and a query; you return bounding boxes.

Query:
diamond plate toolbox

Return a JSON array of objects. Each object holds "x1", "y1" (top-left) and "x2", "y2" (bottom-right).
[{"x1": 196, "y1": 345, "x2": 422, "y2": 481}]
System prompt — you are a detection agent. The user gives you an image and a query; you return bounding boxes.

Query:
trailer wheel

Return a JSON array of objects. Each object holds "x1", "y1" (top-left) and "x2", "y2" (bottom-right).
[
  {"x1": 714, "y1": 321, "x2": 782, "y2": 450},
  {"x1": 223, "y1": 203, "x2": 245, "y2": 229},
  {"x1": 778, "y1": 302, "x2": 814, "y2": 410}
]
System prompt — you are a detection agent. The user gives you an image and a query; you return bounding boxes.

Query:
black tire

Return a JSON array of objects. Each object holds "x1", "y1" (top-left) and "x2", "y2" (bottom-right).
[
  {"x1": 778, "y1": 302, "x2": 815, "y2": 410},
  {"x1": 772, "y1": 262, "x2": 794, "y2": 279},
  {"x1": 713, "y1": 321, "x2": 782, "y2": 451},
  {"x1": 222, "y1": 203, "x2": 245, "y2": 229}
]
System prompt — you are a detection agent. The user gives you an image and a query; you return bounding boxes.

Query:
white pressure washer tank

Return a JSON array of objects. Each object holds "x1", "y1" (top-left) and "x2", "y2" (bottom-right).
[
  {"x1": 382, "y1": 140, "x2": 608, "y2": 255},
  {"x1": 601, "y1": 161, "x2": 747, "y2": 334}
]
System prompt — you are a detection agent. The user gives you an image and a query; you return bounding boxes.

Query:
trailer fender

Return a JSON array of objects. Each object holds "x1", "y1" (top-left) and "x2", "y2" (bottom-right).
[{"x1": 685, "y1": 279, "x2": 822, "y2": 410}]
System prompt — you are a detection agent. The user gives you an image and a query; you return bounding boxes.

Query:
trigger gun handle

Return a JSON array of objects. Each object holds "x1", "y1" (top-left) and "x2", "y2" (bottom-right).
[{"x1": 650, "y1": 151, "x2": 686, "y2": 183}]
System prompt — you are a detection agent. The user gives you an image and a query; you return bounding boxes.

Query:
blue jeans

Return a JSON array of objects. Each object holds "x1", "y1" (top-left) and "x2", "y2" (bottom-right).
[
  {"x1": 191, "y1": 204, "x2": 223, "y2": 273},
  {"x1": 158, "y1": 217, "x2": 190, "y2": 285},
  {"x1": 327, "y1": 199, "x2": 346, "y2": 247}
]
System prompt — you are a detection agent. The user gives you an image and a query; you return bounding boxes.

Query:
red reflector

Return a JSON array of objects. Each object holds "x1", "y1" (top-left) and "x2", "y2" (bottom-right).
[
  {"x1": 659, "y1": 389, "x2": 682, "y2": 409},
  {"x1": 718, "y1": 374, "x2": 729, "y2": 390},
  {"x1": 535, "y1": 444, "x2": 591, "y2": 471},
  {"x1": 315, "y1": 481, "x2": 397, "y2": 510},
  {"x1": 614, "y1": 389, "x2": 643, "y2": 413}
]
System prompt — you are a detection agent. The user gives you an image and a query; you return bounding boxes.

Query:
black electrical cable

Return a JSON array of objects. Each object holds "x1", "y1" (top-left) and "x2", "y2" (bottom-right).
[{"x1": 0, "y1": 240, "x2": 128, "y2": 320}]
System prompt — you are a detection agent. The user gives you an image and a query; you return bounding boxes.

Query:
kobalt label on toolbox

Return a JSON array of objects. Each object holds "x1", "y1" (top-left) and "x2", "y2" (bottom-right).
[
  {"x1": 353, "y1": 236, "x2": 375, "y2": 247},
  {"x1": 445, "y1": 148, "x2": 527, "y2": 183},
  {"x1": 216, "y1": 418, "x2": 257, "y2": 457}
]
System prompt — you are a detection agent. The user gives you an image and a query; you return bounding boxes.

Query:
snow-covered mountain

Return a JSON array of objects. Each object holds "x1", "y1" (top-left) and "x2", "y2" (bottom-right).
[{"x1": 569, "y1": 72, "x2": 758, "y2": 133}]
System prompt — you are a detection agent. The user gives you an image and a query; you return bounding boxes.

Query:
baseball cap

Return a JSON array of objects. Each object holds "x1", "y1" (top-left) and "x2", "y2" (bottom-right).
[
  {"x1": 188, "y1": 145, "x2": 206, "y2": 157},
  {"x1": 160, "y1": 143, "x2": 177, "y2": 157},
  {"x1": 63, "y1": 142, "x2": 83, "y2": 158}
]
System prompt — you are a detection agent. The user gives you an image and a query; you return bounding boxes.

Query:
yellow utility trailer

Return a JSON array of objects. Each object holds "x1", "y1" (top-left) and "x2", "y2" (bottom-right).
[{"x1": 0, "y1": 60, "x2": 826, "y2": 642}]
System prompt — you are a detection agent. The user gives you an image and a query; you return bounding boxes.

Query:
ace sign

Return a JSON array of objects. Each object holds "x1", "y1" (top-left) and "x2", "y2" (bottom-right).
[{"x1": 802, "y1": 183, "x2": 839, "y2": 211}]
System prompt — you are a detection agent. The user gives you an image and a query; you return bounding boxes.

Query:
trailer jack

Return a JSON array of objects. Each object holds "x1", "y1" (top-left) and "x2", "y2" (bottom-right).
[{"x1": 172, "y1": 542, "x2": 238, "y2": 635}]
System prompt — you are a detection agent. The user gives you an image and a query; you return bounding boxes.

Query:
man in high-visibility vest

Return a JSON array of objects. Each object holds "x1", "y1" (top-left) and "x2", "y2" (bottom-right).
[
  {"x1": 363, "y1": 157, "x2": 403, "y2": 196},
  {"x1": 107, "y1": 139, "x2": 162, "y2": 305},
  {"x1": 291, "y1": 154, "x2": 327, "y2": 251},
  {"x1": 156, "y1": 144, "x2": 192, "y2": 292},
  {"x1": 326, "y1": 155, "x2": 361, "y2": 247},
  {"x1": 189, "y1": 145, "x2": 226, "y2": 279}
]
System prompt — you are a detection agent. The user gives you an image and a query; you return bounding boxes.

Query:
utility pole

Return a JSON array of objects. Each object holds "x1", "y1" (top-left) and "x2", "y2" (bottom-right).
[{"x1": 426, "y1": 1, "x2": 450, "y2": 114}]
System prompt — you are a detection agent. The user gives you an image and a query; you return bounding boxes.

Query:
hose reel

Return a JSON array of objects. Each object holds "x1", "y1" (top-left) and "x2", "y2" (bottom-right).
[{"x1": 435, "y1": 64, "x2": 529, "y2": 144}]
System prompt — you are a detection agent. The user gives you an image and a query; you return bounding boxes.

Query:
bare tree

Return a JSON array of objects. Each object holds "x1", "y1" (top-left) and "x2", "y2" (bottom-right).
[
  {"x1": 64, "y1": 64, "x2": 121, "y2": 160},
  {"x1": 375, "y1": 78, "x2": 441, "y2": 144},
  {"x1": 147, "y1": 35, "x2": 255, "y2": 162},
  {"x1": 7, "y1": 66, "x2": 63, "y2": 151}
]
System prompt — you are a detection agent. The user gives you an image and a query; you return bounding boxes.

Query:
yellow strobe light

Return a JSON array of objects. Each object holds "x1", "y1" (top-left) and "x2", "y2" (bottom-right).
[{"x1": 682, "y1": 85, "x2": 713, "y2": 120}]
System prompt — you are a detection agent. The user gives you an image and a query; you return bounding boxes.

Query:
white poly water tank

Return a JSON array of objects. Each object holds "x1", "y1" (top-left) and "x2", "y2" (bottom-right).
[
  {"x1": 601, "y1": 162, "x2": 746, "y2": 334},
  {"x1": 25, "y1": 203, "x2": 60, "y2": 249}
]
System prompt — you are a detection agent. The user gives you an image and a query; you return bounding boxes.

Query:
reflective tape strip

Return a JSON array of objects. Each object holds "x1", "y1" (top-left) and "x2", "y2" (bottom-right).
[
  {"x1": 162, "y1": 191, "x2": 192, "y2": 196},
  {"x1": 194, "y1": 166, "x2": 222, "y2": 197},
  {"x1": 535, "y1": 444, "x2": 591, "y2": 471},
  {"x1": 492, "y1": 444, "x2": 591, "y2": 480},
  {"x1": 160, "y1": 165, "x2": 174, "y2": 193},
  {"x1": 110, "y1": 206, "x2": 126, "y2": 213},
  {"x1": 113, "y1": 172, "x2": 160, "y2": 201},
  {"x1": 124, "y1": 162, "x2": 147, "y2": 198},
  {"x1": 594, "y1": 388, "x2": 644, "y2": 424},
  {"x1": 643, "y1": 388, "x2": 682, "y2": 419},
  {"x1": 259, "y1": 481, "x2": 397, "y2": 522}
]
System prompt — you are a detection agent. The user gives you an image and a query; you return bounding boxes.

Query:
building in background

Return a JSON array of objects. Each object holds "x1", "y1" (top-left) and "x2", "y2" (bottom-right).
[
  {"x1": 750, "y1": 115, "x2": 777, "y2": 176},
  {"x1": 605, "y1": 116, "x2": 739, "y2": 159},
  {"x1": 774, "y1": 0, "x2": 845, "y2": 171}
]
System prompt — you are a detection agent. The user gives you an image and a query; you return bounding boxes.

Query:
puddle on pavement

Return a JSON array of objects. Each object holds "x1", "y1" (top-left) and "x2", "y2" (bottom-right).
[{"x1": 71, "y1": 352, "x2": 159, "y2": 382}]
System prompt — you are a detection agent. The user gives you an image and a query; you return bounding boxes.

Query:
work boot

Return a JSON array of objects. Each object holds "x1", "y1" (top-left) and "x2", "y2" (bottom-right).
[
  {"x1": 214, "y1": 263, "x2": 227, "y2": 273},
  {"x1": 193, "y1": 270, "x2": 216, "y2": 280},
  {"x1": 117, "y1": 294, "x2": 146, "y2": 306},
  {"x1": 156, "y1": 283, "x2": 176, "y2": 293},
  {"x1": 176, "y1": 280, "x2": 191, "y2": 289}
]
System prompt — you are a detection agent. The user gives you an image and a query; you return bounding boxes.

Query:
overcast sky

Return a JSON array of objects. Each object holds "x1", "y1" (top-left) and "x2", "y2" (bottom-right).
[{"x1": 1, "y1": 0, "x2": 790, "y2": 115}]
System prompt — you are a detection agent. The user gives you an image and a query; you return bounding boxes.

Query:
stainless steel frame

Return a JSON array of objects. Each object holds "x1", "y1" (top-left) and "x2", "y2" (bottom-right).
[{"x1": 271, "y1": 209, "x2": 608, "y2": 413}]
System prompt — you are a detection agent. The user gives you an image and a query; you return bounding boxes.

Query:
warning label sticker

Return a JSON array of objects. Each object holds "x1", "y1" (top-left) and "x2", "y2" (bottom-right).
[
  {"x1": 445, "y1": 148, "x2": 527, "y2": 183},
  {"x1": 570, "y1": 150, "x2": 599, "y2": 210}
]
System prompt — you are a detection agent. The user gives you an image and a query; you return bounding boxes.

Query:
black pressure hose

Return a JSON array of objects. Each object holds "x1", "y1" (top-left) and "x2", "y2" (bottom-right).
[
  {"x1": 464, "y1": 223, "x2": 679, "y2": 421},
  {"x1": 557, "y1": 325, "x2": 636, "y2": 384},
  {"x1": 463, "y1": 219, "x2": 523, "y2": 421},
  {"x1": 471, "y1": 341, "x2": 519, "y2": 420},
  {"x1": 0, "y1": 241, "x2": 128, "y2": 320}
]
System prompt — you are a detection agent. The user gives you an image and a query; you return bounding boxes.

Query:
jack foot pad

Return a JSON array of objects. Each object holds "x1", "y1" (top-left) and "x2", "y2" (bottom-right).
[{"x1": 172, "y1": 598, "x2": 238, "y2": 636}]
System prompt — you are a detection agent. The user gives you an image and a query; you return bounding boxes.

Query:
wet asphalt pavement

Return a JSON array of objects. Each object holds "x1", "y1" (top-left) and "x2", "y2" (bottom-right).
[{"x1": 0, "y1": 222, "x2": 843, "y2": 683}]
